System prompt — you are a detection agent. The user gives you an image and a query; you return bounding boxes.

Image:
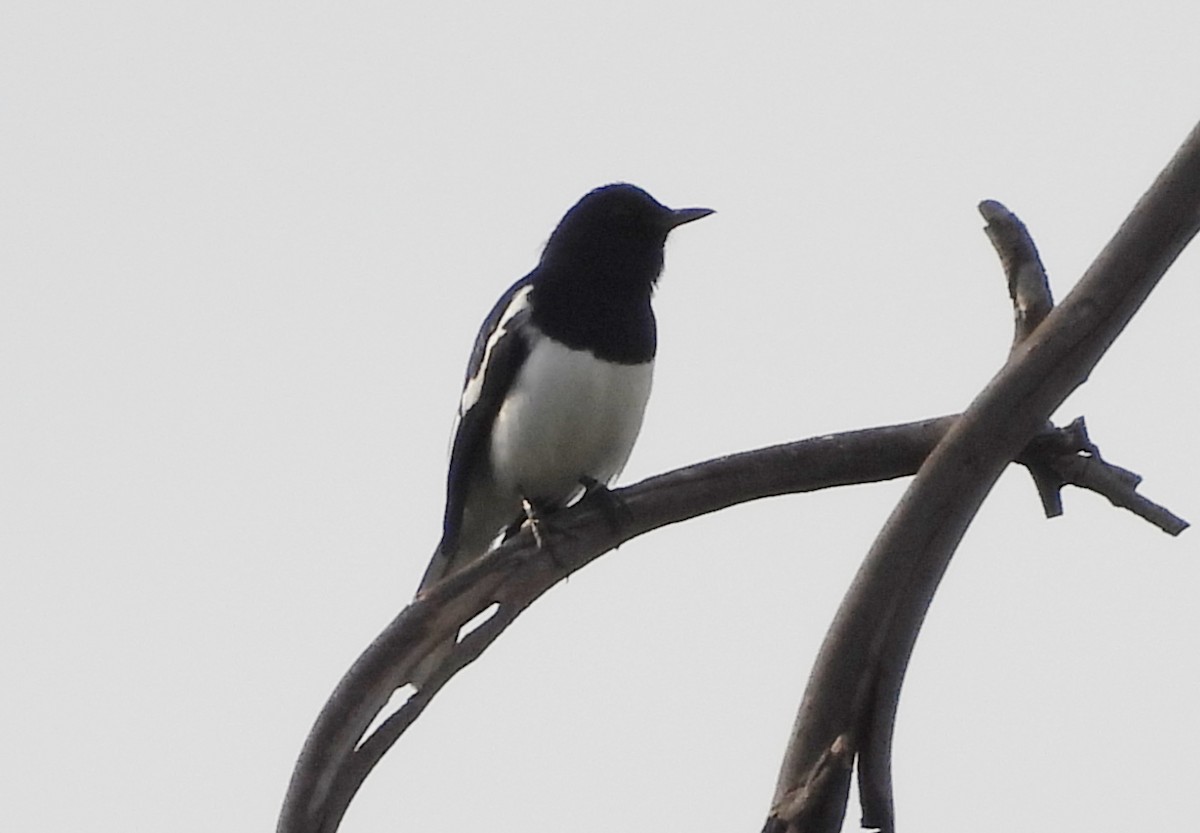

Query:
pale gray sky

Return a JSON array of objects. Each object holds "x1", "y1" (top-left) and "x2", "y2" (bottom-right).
[{"x1": 3, "y1": 3, "x2": 1198, "y2": 831}]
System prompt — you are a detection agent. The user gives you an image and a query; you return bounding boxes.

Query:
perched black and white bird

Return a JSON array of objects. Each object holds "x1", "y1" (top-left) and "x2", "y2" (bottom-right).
[{"x1": 415, "y1": 183, "x2": 712, "y2": 612}]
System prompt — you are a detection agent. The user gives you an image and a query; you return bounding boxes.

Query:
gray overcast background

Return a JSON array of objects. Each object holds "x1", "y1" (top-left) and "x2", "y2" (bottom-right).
[{"x1": 4, "y1": 3, "x2": 1198, "y2": 831}]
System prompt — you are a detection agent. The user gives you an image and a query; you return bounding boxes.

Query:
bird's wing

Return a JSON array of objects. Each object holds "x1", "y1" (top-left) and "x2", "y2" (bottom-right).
[{"x1": 439, "y1": 275, "x2": 534, "y2": 556}]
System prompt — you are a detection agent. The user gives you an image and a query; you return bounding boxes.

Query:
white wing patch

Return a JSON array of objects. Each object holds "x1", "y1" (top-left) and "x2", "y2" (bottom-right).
[{"x1": 457, "y1": 284, "x2": 533, "y2": 419}]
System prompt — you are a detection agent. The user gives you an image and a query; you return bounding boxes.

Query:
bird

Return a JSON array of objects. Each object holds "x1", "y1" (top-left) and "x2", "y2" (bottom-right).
[{"x1": 410, "y1": 182, "x2": 712, "y2": 686}]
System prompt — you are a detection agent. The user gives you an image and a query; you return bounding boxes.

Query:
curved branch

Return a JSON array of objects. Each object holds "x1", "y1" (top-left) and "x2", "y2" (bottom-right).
[
  {"x1": 278, "y1": 415, "x2": 956, "y2": 833},
  {"x1": 979, "y1": 198, "x2": 1055, "y2": 345},
  {"x1": 277, "y1": 412, "x2": 1182, "y2": 833},
  {"x1": 981, "y1": 198, "x2": 1065, "y2": 516},
  {"x1": 766, "y1": 120, "x2": 1200, "y2": 833},
  {"x1": 279, "y1": 121, "x2": 1200, "y2": 833}
]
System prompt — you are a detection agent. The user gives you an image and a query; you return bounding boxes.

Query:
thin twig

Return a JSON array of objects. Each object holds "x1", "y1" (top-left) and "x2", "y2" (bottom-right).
[
  {"x1": 979, "y1": 198, "x2": 1055, "y2": 345},
  {"x1": 1053, "y1": 453, "x2": 1189, "y2": 535},
  {"x1": 980, "y1": 199, "x2": 1064, "y2": 516}
]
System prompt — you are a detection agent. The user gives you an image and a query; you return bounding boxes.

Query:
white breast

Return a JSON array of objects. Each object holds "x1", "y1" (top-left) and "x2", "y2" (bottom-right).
[{"x1": 489, "y1": 332, "x2": 653, "y2": 506}]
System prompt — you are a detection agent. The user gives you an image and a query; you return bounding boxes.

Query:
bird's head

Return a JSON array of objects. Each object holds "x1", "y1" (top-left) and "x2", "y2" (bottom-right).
[{"x1": 539, "y1": 183, "x2": 713, "y2": 286}]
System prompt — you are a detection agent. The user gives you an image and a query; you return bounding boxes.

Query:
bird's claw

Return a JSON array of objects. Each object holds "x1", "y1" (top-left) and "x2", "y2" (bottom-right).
[
  {"x1": 521, "y1": 496, "x2": 549, "y2": 549},
  {"x1": 578, "y1": 477, "x2": 633, "y2": 533}
]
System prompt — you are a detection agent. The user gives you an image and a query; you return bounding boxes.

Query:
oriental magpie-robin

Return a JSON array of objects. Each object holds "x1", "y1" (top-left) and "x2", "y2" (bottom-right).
[{"x1": 412, "y1": 183, "x2": 711, "y2": 681}]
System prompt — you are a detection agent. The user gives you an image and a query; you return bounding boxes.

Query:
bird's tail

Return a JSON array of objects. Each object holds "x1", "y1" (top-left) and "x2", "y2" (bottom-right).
[
  {"x1": 411, "y1": 501, "x2": 513, "y2": 688},
  {"x1": 409, "y1": 528, "x2": 496, "y2": 689},
  {"x1": 415, "y1": 536, "x2": 458, "y2": 596},
  {"x1": 410, "y1": 537, "x2": 458, "y2": 690}
]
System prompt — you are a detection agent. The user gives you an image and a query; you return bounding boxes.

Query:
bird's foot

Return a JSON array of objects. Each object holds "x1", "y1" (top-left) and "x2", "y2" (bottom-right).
[
  {"x1": 578, "y1": 477, "x2": 633, "y2": 534},
  {"x1": 520, "y1": 496, "x2": 549, "y2": 549},
  {"x1": 511, "y1": 496, "x2": 573, "y2": 575}
]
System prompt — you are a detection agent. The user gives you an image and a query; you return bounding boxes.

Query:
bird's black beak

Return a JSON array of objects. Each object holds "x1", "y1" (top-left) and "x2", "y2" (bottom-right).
[{"x1": 665, "y1": 206, "x2": 715, "y2": 229}]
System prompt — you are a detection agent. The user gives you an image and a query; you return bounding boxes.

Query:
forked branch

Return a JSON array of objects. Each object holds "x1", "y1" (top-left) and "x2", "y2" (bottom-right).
[
  {"x1": 279, "y1": 420, "x2": 1183, "y2": 832},
  {"x1": 278, "y1": 122, "x2": 1200, "y2": 833},
  {"x1": 765, "y1": 121, "x2": 1200, "y2": 833}
]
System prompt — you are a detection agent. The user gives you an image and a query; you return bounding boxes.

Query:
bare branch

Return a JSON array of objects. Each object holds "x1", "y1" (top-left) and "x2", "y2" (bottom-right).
[
  {"x1": 979, "y1": 199, "x2": 1064, "y2": 516},
  {"x1": 766, "y1": 734, "x2": 855, "y2": 833},
  {"x1": 979, "y1": 198, "x2": 1055, "y2": 345},
  {"x1": 277, "y1": 412, "x2": 1184, "y2": 833},
  {"x1": 1053, "y1": 454, "x2": 1189, "y2": 536},
  {"x1": 277, "y1": 415, "x2": 957, "y2": 833},
  {"x1": 279, "y1": 122, "x2": 1200, "y2": 833},
  {"x1": 1017, "y1": 415, "x2": 1187, "y2": 535},
  {"x1": 765, "y1": 119, "x2": 1200, "y2": 833}
]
